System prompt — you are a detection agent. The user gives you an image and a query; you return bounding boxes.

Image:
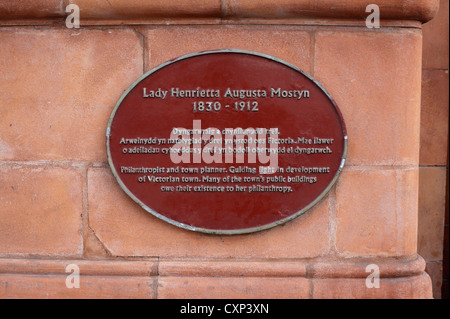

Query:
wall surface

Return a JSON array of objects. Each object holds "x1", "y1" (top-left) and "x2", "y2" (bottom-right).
[
  {"x1": 0, "y1": 0, "x2": 444, "y2": 299},
  {"x1": 419, "y1": 0, "x2": 449, "y2": 299}
]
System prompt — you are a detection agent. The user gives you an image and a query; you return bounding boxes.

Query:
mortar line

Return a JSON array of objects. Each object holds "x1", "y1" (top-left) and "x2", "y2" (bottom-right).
[
  {"x1": 131, "y1": 26, "x2": 149, "y2": 74},
  {"x1": 329, "y1": 185, "x2": 338, "y2": 256},
  {"x1": 0, "y1": 21, "x2": 423, "y2": 31},
  {"x1": 153, "y1": 258, "x2": 160, "y2": 299},
  {"x1": 309, "y1": 30, "x2": 316, "y2": 77},
  {"x1": 81, "y1": 163, "x2": 89, "y2": 257}
]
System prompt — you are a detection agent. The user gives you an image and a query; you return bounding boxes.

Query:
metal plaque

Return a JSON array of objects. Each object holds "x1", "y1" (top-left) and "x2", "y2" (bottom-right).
[{"x1": 107, "y1": 50, "x2": 347, "y2": 234}]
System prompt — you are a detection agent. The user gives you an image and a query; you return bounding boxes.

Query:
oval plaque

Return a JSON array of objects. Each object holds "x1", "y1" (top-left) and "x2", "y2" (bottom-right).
[{"x1": 107, "y1": 50, "x2": 347, "y2": 234}]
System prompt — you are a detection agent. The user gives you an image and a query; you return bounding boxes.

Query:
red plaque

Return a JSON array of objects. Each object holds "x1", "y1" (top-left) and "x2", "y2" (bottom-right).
[{"x1": 107, "y1": 50, "x2": 347, "y2": 234}]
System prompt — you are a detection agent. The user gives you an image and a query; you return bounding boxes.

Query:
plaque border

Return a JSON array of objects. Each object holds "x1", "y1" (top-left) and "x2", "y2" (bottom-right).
[{"x1": 106, "y1": 49, "x2": 348, "y2": 235}]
